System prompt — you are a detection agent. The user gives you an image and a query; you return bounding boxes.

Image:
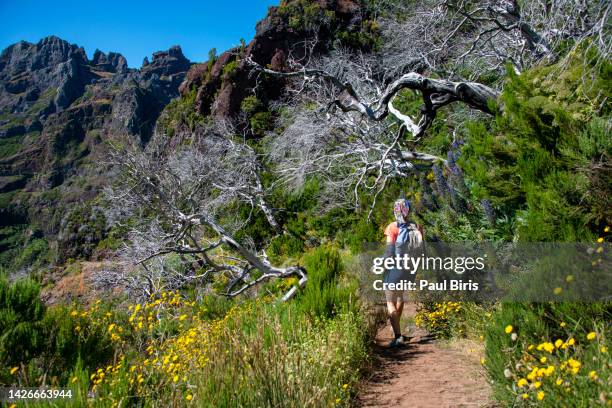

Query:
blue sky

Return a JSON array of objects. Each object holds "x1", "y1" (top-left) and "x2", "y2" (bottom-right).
[{"x1": 0, "y1": 0, "x2": 277, "y2": 67}]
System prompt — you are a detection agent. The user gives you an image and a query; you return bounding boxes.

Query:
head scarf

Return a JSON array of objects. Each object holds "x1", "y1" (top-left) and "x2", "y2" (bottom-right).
[{"x1": 393, "y1": 199, "x2": 411, "y2": 225}]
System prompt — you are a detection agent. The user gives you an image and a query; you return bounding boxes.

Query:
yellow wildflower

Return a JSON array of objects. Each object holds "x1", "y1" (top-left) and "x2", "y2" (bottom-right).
[
  {"x1": 505, "y1": 325, "x2": 513, "y2": 334},
  {"x1": 586, "y1": 332, "x2": 596, "y2": 340},
  {"x1": 10, "y1": 366, "x2": 18, "y2": 375},
  {"x1": 517, "y1": 378, "x2": 528, "y2": 387},
  {"x1": 597, "y1": 237, "x2": 604, "y2": 243},
  {"x1": 186, "y1": 394, "x2": 193, "y2": 401},
  {"x1": 589, "y1": 370, "x2": 598, "y2": 380},
  {"x1": 537, "y1": 342, "x2": 555, "y2": 353},
  {"x1": 567, "y1": 358, "x2": 581, "y2": 375},
  {"x1": 537, "y1": 391, "x2": 545, "y2": 401},
  {"x1": 521, "y1": 393, "x2": 529, "y2": 399},
  {"x1": 601, "y1": 346, "x2": 608, "y2": 353}
]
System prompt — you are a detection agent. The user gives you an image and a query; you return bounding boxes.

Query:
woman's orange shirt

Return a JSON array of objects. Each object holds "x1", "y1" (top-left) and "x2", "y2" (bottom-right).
[{"x1": 384, "y1": 222, "x2": 400, "y2": 243}]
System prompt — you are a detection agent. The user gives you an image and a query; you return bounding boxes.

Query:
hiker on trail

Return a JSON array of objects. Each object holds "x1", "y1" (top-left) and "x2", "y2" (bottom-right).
[{"x1": 383, "y1": 199, "x2": 423, "y2": 348}]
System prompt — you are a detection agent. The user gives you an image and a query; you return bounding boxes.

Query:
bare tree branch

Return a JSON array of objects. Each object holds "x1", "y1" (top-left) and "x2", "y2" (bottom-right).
[{"x1": 97, "y1": 128, "x2": 305, "y2": 301}]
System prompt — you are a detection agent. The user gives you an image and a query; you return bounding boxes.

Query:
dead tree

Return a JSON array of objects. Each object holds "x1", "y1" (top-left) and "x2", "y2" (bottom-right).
[
  {"x1": 98, "y1": 128, "x2": 305, "y2": 301},
  {"x1": 201, "y1": 120, "x2": 282, "y2": 233},
  {"x1": 378, "y1": 0, "x2": 610, "y2": 79},
  {"x1": 247, "y1": 50, "x2": 497, "y2": 210}
]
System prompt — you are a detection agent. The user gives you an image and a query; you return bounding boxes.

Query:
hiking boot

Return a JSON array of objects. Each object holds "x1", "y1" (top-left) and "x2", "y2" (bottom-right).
[{"x1": 388, "y1": 336, "x2": 404, "y2": 348}]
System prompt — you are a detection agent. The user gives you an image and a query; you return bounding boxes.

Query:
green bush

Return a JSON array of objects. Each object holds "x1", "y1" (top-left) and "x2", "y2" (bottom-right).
[
  {"x1": 278, "y1": 0, "x2": 335, "y2": 32},
  {"x1": 250, "y1": 111, "x2": 273, "y2": 136},
  {"x1": 240, "y1": 95, "x2": 263, "y2": 116},
  {"x1": 299, "y1": 246, "x2": 355, "y2": 317},
  {"x1": 41, "y1": 305, "x2": 115, "y2": 379},
  {"x1": 222, "y1": 59, "x2": 240, "y2": 82},
  {"x1": 459, "y1": 52, "x2": 611, "y2": 242},
  {"x1": 0, "y1": 277, "x2": 46, "y2": 368},
  {"x1": 0, "y1": 277, "x2": 117, "y2": 387},
  {"x1": 158, "y1": 88, "x2": 204, "y2": 133},
  {"x1": 58, "y1": 204, "x2": 107, "y2": 261}
]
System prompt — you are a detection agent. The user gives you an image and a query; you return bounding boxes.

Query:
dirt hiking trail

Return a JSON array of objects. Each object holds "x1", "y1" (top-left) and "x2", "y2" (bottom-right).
[{"x1": 356, "y1": 304, "x2": 496, "y2": 408}]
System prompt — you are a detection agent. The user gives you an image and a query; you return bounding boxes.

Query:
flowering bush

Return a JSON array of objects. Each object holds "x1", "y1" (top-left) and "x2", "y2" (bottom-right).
[
  {"x1": 415, "y1": 301, "x2": 465, "y2": 338},
  {"x1": 484, "y1": 302, "x2": 611, "y2": 406}
]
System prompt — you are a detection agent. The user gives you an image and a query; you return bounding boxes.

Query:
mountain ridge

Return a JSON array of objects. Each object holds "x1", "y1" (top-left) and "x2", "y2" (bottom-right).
[{"x1": 0, "y1": 35, "x2": 193, "y2": 267}]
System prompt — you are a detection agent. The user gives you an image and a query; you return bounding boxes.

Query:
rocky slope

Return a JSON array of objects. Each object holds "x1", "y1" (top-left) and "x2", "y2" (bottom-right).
[
  {"x1": 0, "y1": 36, "x2": 191, "y2": 267},
  {"x1": 172, "y1": 0, "x2": 372, "y2": 122}
]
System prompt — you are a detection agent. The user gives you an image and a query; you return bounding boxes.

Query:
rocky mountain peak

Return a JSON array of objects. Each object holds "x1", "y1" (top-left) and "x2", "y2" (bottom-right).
[
  {"x1": 91, "y1": 49, "x2": 128, "y2": 73},
  {"x1": 0, "y1": 35, "x2": 87, "y2": 81},
  {"x1": 33, "y1": 35, "x2": 88, "y2": 69},
  {"x1": 144, "y1": 45, "x2": 190, "y2": 77},
  {"x1": 0, "y1": 36, "x2": 193, "y2": 248}
]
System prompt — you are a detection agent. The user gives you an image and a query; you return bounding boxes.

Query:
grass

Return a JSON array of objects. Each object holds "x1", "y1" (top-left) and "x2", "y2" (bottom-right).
[
  {"x1": 4, "y1": 247, "x2": 373, "y2": 408},
  {"x1": 0, "y1": 135, "x2": 24, "y2": 159},
  {"x1": 18, "y1": 297, "x2": 370, "y2": 408}
]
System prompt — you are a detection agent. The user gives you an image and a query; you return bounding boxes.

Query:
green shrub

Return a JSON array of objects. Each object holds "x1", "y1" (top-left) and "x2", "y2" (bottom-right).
[
  {"x1": 250, "y1": 111, "x2": 273, "y2": 136},
  {"x1": 279, "y1": 0, "x2": 335, "y2": 32},
  {"x1": 240, "y1": 95, "x2": 263, "y2": 116},
  {"x1": 459, "y1": 52, "x2": 611, "y2": 242},
  {"x1": 222, "y1": 59, "x2": 240, "y2": 82},
  {"x1": 41, "y1": 305, "x2": 115, "y2": 379},
  {"x1": 0, "y1": 278, "x2": 46, "y2": 368},
  {"x1": 0, "y1": 277, "x2": 119, "y2": 387},
  {"x1": 299, "y1": 246, "x2": 355, "y2": 317},
  {"x1": 58, "y1": 204, "x2": 107, "y2": 261},
  {"x1": 158, "y1": 88, "x2": 204, "y2": 133}
]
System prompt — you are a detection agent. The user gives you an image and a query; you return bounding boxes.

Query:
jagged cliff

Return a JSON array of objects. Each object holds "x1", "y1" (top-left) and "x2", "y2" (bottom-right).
[{"x1": 0, "y1": 36, "x2": 191, "y2": 264}]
